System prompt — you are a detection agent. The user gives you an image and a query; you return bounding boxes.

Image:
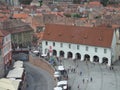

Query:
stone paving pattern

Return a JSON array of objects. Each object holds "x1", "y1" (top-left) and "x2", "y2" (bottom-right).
[
  {"x1": 62, "y1": 59, "x2": 120, "y2": 90},
  {"x1": 29, "y1": 53, "x2": 120, "y2": 90}
]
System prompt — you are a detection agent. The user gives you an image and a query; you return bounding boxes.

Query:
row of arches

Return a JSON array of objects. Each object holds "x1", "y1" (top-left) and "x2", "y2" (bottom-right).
[{"x1": 52, "y1": 50, "x2": 109, "y2": 64}]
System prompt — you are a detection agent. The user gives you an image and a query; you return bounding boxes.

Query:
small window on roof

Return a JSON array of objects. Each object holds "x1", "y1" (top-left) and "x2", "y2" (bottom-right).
[
  {"x1": 58, "y1": 33, "x2": 62, "y2": 36},
  {"x1": 99, "y1": 37, "x2": 103, "y2": 41},
  {"x1": 47, "y1": 32, "x2": 50, "y2": 35}
]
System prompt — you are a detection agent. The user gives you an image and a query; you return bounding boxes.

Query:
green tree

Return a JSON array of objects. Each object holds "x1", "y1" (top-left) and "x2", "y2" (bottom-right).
[
  {"x1": 19, "y1": 0, "x2": 32, "y2": 5},
  {"x1": 100, "y1": 0, "x2": 109, "y2": 6},
  {"x1": 38, "y1": 0, "x2": 43, "y2": 7},
  {"x1": 73, "y1": 0, "x2": 81, "y2": 4}
]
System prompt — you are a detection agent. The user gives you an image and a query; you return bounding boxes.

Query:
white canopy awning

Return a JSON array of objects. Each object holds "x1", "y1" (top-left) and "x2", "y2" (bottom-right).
[
  {"x1": 7, "y1": 68, "x2": 24, "y2": 79},
  {"x1": 13, "y1": 61, "x2": 23, "y2": 68},
  {"x1": 0, "y1": 78, "x2": 20, "y2": 90}
]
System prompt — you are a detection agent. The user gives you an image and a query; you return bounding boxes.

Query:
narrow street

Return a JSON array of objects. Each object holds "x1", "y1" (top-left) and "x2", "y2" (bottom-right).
[{"x1": 24, "y1": 62, "x2": 55, "y2": 90}]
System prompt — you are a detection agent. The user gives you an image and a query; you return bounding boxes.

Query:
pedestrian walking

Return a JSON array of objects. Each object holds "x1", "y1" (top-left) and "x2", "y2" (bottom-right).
[
  {"x1": 90, "y1": 77, "x2": 93, "y2": 82},
  {"x1": 77, "y1": 85, "x2": 79, "y2": 90},
  {"x1": 80, "y1": 71, "x2": 82, "y2": 76},
  {"x1": 67, "y1": 68, "x2": 70, "y2": 73},
  {"x1": 73, "y1": 68, "x2": 75, "y2": 73},
  {"x1": 110, "y1": 66, "x2": 111, "y2": 70},
  {"x1": 83, "y1": 79, "x2": 84, "y2": 83},
  {"x1": 112, "y1": 66, "x2": 114, "y2": 70},
  {"x1": 77, "y1": 64, "x2": 78, "y2": 67}
]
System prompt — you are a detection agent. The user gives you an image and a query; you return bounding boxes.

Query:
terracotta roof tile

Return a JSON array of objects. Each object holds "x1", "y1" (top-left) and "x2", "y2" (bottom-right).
[
  {"x1": 89, "y1": 1, "x2": 101, "y2": 6},
  {"x1": 13, "y1": 13, "x2": 28, "y2": 19},
  {"x1": 43, "y1": 24, "x2": 114, "y2": 48}
]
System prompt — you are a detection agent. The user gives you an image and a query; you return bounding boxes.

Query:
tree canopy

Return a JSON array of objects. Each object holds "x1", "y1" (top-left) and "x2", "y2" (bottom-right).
[
  {"x1": 100, "y1": 0, "x2": 109, "y2": 6},
  {"x1": 19, "y1": 0, "x2": 32, "y2": 5}
]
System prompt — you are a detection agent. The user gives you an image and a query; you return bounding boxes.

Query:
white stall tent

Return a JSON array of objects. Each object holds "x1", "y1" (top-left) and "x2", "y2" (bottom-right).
[
  {"x1": 58, "y1": 65, "x2": 65, "y2": 71},
  {"x1": 13, "y1": 61, "x2": 23, "y2": 68},
  {"x1": 7, "y1": 68, "x2": 24, "y2": 79},
  {"x1": 0, "y1": 78, "x2": 20, "y2": 90}
]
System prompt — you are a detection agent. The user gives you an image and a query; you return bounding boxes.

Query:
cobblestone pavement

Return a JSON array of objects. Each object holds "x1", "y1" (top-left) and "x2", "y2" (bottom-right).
[
  {"x1": 28, "y1": 53, "x2": 120, "y2": 90},
  {"x1": 62, "y1": 59, "x2": 120, "y2": 90}
]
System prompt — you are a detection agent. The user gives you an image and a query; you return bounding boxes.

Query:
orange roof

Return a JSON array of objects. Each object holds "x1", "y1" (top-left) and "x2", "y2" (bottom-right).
[
  {"x1": 43, "y1": 24, "x2": 114, "y2": 48},
  {"x1": 80, "y1": 18, "x2": 87, "y2": 21},
  {"x1": 89, "y1": 1, "x2": 101, "y2": 6},
  {"x1": 13, "y1": 13, "x2": 28, "y2": 19}
]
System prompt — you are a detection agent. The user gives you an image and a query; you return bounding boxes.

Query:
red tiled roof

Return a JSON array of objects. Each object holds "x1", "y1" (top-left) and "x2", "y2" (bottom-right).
[
  {"x1": 89, "y1": 1, "x2": 101, "y2": 6},
  {"x1": 43, "y1": 24, "x2": 114, "y2": 48},
  {"x1": 13, "y1": 13, "x2": 28, "y2": 19}
]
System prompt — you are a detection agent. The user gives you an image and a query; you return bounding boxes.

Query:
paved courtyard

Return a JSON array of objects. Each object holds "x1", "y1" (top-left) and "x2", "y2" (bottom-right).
[{"x1": 61, "y1": 59, "x2": 120, "y2": 90}]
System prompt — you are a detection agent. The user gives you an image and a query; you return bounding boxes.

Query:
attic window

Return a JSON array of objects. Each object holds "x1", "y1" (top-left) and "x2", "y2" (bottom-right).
[
  {"x1": 58, "y1": 33, "x2": 62, "y2": 36},
  {"x1": 47, "y1": 32, "x2": 50, "y2": 35},
  {"x1": 99, "y1": 37, "x2": 103, "y2": 41},
  {"x1": 84, "y1": 35, "x2": 88, "y2": 39},
  {"x1": 72, "y1": 35, "x2": 74, "y2": 38}
]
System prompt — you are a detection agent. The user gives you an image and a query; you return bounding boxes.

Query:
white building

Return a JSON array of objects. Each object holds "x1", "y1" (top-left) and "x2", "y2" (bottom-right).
[{"x1": 42, "y1": 24, "x2": 117, "y2": 66}]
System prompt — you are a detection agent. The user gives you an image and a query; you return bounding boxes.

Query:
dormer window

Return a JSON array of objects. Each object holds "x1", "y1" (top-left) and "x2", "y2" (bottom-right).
[
  {"x1": 72, "y1": 35, "x2": 74, "y2": 38},
  {"x1": 99, "y1": 37, "x2": 103, "y2": 41},
  {"x1": 58, "y1": 33, "x2": 62, "y2": 36},
  {"x1": 84, "y1": 34, "x2": 88, "y2": 39},
  {"x1": 47, "y1": 32, "x2": 50, "y2": 35}
]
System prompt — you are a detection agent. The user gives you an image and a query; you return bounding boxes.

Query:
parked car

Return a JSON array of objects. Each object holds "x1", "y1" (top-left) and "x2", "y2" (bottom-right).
[
  {"x1": 54, "y1": 71, "x2": 61, "y2": 81},
  {"x1": 32, "y1": 50, "x2": 40, "y2": 56},
  {"x1": 57, "y1": 80, "x2": 68, "y2": 90}
]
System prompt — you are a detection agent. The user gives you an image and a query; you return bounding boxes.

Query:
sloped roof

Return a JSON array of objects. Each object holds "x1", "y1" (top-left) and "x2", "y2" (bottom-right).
[
  {"x1": 13, "y1": 13, "x2": 28, "y2": 19},
  {"x1": 43, "y1": 24, "x2": 114, "y2": 48}
]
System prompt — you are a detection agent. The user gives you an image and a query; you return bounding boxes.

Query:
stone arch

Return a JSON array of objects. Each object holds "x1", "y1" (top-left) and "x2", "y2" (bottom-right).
[
  {"x1": 59, "y1": 50, "x2": 65, "y2": 57},
  {"x1": 52, "y1": 49, "x2": 57, "y2": 56},
  {"x1": 75, "y1": 53, "x2": 81, "y2": 59},
  {"x1": 67, "y1": 52, "x2": 73, "y2": 58},
  {"x1": 84, "y1": 54, "x2": 90, "y2": 61},
  {"x1": 93, "y1": 55, "x2": 99, "y2": 62},
  {"x1": 102, "y1": 57, "x2": 108, "y2": 64}
]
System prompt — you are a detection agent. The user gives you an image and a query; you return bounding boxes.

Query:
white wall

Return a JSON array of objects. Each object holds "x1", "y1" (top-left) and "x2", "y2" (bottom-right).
[
  {"x1": 111, "y1": 31, "x2": 117, "y2": 63},
  {"x1": 115, "y1": 28, "x2": 120, "y2": 61},
  {"x1": 42, "y1": 40, "x2": 113, "y2": 66}
]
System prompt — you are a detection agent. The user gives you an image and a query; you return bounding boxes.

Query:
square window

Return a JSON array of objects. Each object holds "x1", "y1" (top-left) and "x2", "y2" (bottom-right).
[
  {"x1": 77, "y1": 45, "x2": 79, "y2": 50},
  {"x1": 104, "y1": 49, "x2": 107, "y2": 53},
  {"x1": 86, "y1": 46, "x2": 88, "y2": 51},
  {"x1": 95, "y1": 48, "x2": 97, "y2": 52},
  {"x1": 69, "y1": 44, "x2": 71, "y2": 49},
  {"x1": 46, "y1": 41, "x2": 48, "y2": 45}
]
